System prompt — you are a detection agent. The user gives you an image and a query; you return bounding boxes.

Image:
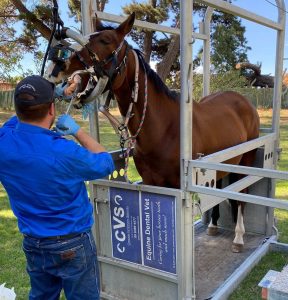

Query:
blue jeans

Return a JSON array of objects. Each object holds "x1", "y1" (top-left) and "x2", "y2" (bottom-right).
[{"x1": 22, "y1": 231, "x2": 100, "y2": 300}]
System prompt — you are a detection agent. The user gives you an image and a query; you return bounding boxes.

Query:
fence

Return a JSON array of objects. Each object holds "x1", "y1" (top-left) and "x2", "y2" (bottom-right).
[
  {"x1": 1, "y1": 87, "x2": 288, "y2": 111},
  {"x1": 0, "y1": 90, "x2": 14, "y2": 110},
  {"x1": 239, "y1": 87, "x2": 288, "y2": 109}
]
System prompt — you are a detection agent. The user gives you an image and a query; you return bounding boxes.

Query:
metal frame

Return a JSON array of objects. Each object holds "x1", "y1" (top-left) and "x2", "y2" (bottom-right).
[
  {"x1": 91, "y1": 180, "x2": 185, "y2": 300},
  {"x1": 80, "y1": 0, "x2": 287, "y2": 299}
]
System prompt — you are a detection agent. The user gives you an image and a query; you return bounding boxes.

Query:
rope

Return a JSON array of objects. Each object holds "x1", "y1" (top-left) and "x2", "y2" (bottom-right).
[{"x1": 123, "y1": 52, "x2": 148, "y2": 182}]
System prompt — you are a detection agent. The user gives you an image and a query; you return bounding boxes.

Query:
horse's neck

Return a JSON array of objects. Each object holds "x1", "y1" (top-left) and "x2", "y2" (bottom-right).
[{"x1": 113, "y1": 59, "x2": 180, "y2": 151}]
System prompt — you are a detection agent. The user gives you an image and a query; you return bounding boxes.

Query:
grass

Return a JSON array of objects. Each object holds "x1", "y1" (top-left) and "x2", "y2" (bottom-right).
[{"x1": 0, "y1": 108, "x2": 287, "y2": 299}]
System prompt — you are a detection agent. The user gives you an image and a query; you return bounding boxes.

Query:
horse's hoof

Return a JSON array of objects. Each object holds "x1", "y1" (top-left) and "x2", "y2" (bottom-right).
[
  {"x1": 232, "y1": 243, "x2": 244, "y2": 253},
  {"x1": 207, "y1": 227, "x2": 218, "y2": 236}
]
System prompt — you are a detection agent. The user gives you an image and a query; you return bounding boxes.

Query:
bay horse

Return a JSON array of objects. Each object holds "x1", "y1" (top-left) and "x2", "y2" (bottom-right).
[{"x1": 46, "y1": 13, "x2": 260, "y2": 253}]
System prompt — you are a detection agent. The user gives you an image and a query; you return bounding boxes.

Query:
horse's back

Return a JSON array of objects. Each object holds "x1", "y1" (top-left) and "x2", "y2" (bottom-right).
[
  {"x1": 198, "y1": 90, "x2": 259, "y2": 138},
  {"x1": 193, "y1": 91, "x2": 259, "y2": 159}
]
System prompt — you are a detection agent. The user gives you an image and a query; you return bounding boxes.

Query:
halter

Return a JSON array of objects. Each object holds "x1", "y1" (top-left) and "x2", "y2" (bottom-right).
[
  {"x1": 97, "y1": 48, "x2": 148, "y2": 182},
  {"x1": 89, "y1": 39, "x2": 127, "y2": 80}
]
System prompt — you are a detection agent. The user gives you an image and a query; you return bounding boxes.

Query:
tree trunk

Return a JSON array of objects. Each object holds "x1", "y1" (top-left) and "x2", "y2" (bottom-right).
[
  {"x1": 156, "y1": 34, "x2": 180, "y2": 81},
  {"x1": 96, "y1": 0, "x2": 107, "y2": 12},
  {"x1": 11, "y1": 0, "x2": 51, "y2": 40},
  {"x1": 143, "y1": 31, "x2": 153, "y2": 63},
  {"x1": 236, "y1": 62, "x2": 261, "y2": 76},
  {"x1": 236, "y1": 61, "x2": 274, "y2": 88}
]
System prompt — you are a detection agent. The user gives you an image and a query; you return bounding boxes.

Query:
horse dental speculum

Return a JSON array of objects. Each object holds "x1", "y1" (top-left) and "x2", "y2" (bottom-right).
[
  {"x1": 62, "y1": 28, "x2": 90, "y2": 47},
  {"x1": 63, "y1": 69, "x2": 109, "y2": 109}
]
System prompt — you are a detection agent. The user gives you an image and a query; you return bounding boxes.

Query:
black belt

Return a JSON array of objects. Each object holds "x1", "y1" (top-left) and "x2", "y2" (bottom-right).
[{"x1": 24, "y1": 232, "x2": 85, "y2": 240}]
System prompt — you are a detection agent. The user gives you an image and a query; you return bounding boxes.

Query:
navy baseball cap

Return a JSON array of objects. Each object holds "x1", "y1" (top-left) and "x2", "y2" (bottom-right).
[{"x1": 15, "y1": 75, "x2": 55, "y2": 106}]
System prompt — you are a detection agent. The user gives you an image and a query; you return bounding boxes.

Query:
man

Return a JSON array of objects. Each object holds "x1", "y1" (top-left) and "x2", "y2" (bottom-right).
[{"x1": 0, "y1": 75, "x2": 114, "y2": 300}]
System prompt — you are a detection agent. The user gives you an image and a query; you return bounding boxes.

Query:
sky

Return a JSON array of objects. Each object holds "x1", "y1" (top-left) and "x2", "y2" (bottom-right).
[{"x1": 19, "y1": 0, "x2": 288, "y2": 76}]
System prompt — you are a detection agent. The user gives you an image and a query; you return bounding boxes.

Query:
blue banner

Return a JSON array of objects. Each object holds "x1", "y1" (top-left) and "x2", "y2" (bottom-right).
[
  {"x1": 110, "y1": 188, "x2": 141, "y2": 264},
  {"x1": 141, "y1": 192, "x2": 177, "y2": 274}
]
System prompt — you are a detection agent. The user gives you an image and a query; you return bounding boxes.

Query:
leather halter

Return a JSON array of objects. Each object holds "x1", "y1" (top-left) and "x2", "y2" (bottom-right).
[{"x1": 86, "y1": 39, "x2": 129, "y2": 83}]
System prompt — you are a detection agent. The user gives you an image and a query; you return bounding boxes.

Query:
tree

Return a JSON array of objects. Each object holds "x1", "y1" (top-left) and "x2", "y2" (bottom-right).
[
  {"x1": 0, "y1": 0, "x2": 108, "y2": 80},
  {"x1": 0, "y1": 0, "x2": 54, "y2": 80},
  {"x1": 210, "y1": 12, "x2": 250, "y2": 73},
  {"x1": 0, "y1": 0, "x2": 250, "y2": 84}
]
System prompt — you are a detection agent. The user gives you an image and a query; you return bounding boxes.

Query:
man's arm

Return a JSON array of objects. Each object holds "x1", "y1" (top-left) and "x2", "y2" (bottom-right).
[
  {"x1": 55, "y1": 114, "x2": 107, "y2": 153},
  {"x1": 74, "y1": 128, "x2": 106, "y2": 153}
]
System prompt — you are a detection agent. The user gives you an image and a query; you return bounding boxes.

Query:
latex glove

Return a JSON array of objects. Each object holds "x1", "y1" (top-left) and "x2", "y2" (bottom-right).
[
  {"x1": 55, "y1": 114, "x2": 80, "y2": 136},
  {"x1": 64, "y1": 74, "x2": 82, "y2": 96}
]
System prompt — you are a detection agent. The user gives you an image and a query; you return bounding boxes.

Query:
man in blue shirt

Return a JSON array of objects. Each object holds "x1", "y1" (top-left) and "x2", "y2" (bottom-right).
[{"x1": 0, "y1": 75, "x2": 114, "y2": 300}]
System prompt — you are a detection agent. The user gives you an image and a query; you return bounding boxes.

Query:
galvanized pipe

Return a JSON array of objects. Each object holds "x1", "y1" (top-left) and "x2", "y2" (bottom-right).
[
  {"x1": 181, "y1": 1, "x2": 194, "y2": 298},
  {"x1": 81, "y1": 0, "x2": 101, "y2": 143}
]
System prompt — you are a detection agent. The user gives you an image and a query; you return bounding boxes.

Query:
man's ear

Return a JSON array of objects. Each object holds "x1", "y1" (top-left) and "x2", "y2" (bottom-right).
[{"x1": 49, "y1": 102, "x2": 55, "y2": 116}]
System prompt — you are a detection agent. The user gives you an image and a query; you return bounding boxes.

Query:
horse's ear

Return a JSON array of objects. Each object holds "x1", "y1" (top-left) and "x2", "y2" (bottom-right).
[
  {"x1": 116, "y1": 12, "x2": 135, "y2": 37},
  {"x1": 94, "y1": 13, "x2": 103, "y2": 31}
]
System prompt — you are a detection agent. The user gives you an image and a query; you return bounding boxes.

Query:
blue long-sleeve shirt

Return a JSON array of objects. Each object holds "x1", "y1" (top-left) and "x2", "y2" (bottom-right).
[{"x1": 0, "y1": 116, "x2": 114, "y2": 237}]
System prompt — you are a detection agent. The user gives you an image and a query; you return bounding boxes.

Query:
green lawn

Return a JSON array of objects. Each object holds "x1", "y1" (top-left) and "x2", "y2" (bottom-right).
[{"x1": 0, "y1": 108, "x2": 287, "y2": 299}]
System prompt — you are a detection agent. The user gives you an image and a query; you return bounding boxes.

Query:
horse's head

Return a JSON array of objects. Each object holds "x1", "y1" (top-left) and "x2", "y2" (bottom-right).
[
  {"x1": 45, "y1": 41, "x2": 90, "y2": 84},
  {"x1": 45, "y1": 13, "x2": 135, "y2": 84}
]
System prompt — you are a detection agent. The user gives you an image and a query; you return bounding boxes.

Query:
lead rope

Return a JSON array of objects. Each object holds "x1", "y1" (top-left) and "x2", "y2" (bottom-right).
[{"x1": 122, "y1": 50, "x2": 148, "y2": 182}]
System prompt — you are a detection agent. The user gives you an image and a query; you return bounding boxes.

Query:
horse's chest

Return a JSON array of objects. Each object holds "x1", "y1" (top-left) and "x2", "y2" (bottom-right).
[{"x1": 133, "y1": 150, "x2": 180, "y2": 187}]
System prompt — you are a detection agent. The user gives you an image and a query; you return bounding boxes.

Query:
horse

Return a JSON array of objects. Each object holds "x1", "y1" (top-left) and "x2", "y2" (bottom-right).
[{"x1": 46, "y1": 13, "x2": 260, "y2": 253}]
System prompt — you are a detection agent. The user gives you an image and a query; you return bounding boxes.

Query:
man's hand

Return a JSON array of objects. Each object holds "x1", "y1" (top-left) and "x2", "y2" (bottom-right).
[
  {"x1": 55, "y1": 114, "x2": 80, "y2": 136},
  {"x1": 64, "y1": 74, "x2": 82, "y2": 96}
]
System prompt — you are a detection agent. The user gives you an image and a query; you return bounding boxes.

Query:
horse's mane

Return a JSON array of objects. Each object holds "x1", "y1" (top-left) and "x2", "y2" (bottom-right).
[
  {"x1": 95, "y1": 22, "x2": 179, "y2": 102},
  {"x1": 133, "y1": 49, "x2": 179, "y2": 102}
]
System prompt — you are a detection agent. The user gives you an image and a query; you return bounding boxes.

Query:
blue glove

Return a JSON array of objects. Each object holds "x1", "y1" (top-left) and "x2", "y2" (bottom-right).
[
  {"x1": 54, "y1": 83, "x2": 71, "y2": 102},
  {"x1": 55, "y1": 114, "x2": 80, "y2": 136}
]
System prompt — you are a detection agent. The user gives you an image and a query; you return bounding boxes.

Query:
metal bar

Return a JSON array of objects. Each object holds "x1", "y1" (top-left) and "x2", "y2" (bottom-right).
[
  {"x1": 94, "y1": 11, "x2": 207, "y2": 40},
  {"x1": 260, "y1": 128, "x2": 273, "y2": 134},
  {"x1": 202, "y1": 7, "x2": 213, "y2": 96},
  {"x1": 270, "y1": 241, "x2": 288, "y2": 253},
  {"x1": 81, "y1": 0, "x2": 101, "y2": 142},
  {"x1": 211, "y1": 236, "x2": 277, "y2": 300},
  {"x1": 224, "y1": 175, "x2": 262, "y2": 192},
  {"x1": 194, "y1": 176, "x2": 263, "y2": 214},
  {"x1": 200, "y1": 133, "x2": 276, "y2": 162},
  {"x1": 196, "y1": 0, "x2": 282, "y2": 30},
  {"x1": 180, "y1": 2, "x2": 194, "y2": 299},
  {"x1": 189, "y1": 185, "x2": 288, "y2": 210},
  {"x1": 190, "y1": 161, "x2": 288, "y2": 180},
  {"x1": 272, "y1": 1, "x2": 286, "y2": 163},
  {"x1": 92, "y1": 179, "x2": 181, "y2": 196}
]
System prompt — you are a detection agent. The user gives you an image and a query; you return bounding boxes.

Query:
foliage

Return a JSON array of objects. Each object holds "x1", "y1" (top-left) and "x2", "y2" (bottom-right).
[
  {"x1": 0, "y1": 0, "x2": 54, "y2": 80},
  {"x1": 123, "y1": 0, "x2": 176, "y2": 63},
  {"x1": 67, "y1": 0, "x2": 108, "y2": 22},
  {"x1": 210, "y1": 12, "x2": 251, "y2": 73},
  {"x1": 172, "y1": 70, "x2": 248, "y2": 102},
  {"x1": 194, "y1": 8, "x2": 250, "y2": 73}
]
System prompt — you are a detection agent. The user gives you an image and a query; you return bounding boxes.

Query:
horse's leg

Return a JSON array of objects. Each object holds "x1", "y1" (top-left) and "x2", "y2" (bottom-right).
[
  {"x1": 207, "y1": 179, "x2": 222, "y2": 236},
  {"x1": 207, "y1": 205, "x2": 219, "y2": 235},
  {"x1": 232, "y1": 202, "x2": 245, "y2": 253},
  {"x1": 231, "y1": 150, "x2": 255, "y2": 252}
]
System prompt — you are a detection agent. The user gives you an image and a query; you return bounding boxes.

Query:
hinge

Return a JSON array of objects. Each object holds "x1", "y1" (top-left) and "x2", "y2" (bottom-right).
[{"x1": 94, "y1": 197, "x2": 108, "y2": 214}]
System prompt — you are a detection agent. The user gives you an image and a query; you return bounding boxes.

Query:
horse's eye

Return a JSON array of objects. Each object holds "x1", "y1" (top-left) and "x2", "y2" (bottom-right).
[{"x1": 100, "y1": 39, "x2": 110, "y2": 45}]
